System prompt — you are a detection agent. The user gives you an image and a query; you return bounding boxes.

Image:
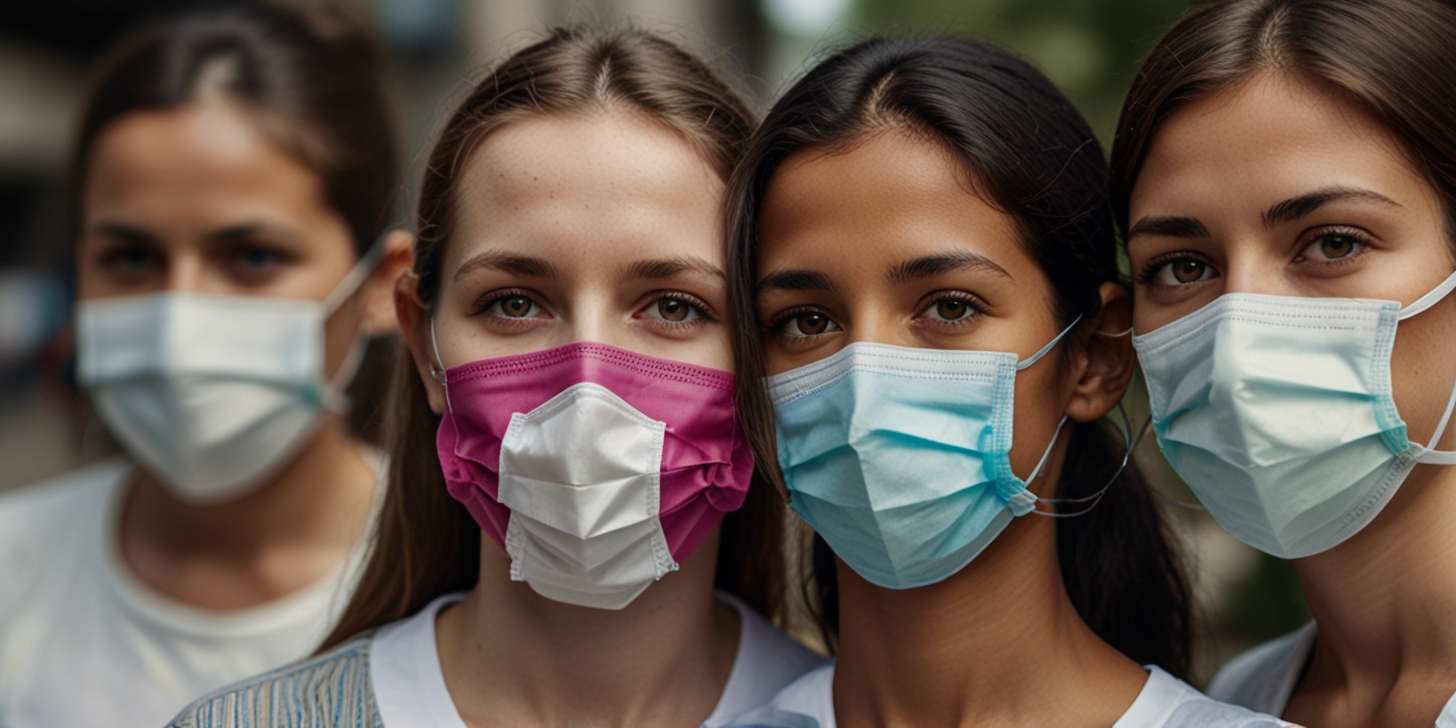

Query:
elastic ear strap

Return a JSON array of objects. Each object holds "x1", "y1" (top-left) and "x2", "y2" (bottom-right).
[
  {"x1": 428, "y1": 317, "x2": 447, "y2": 385},
  {"x1": 1398, "y1": 268, "x2": 1456, "y2": 320},
  {"x1": 323, "y1": 232, "x2": 392, "y2": 314},
  {"x1": 1024, "y1": 416, "x2": 1068, "y2": 484},
  {"x1": 1016, "y1": 315, "x2": 1084, "y2": 370},
  {"x1": 1417, "y1": 365, "x2": 1456, "y2": 464},
  {"x1": 1030, "y1": 405, "x2": 1151, "y2": 519}
]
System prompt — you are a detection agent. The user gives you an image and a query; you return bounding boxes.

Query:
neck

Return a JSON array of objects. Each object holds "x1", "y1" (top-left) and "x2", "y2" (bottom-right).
[
  {"x1": 1293, "y1": 461, "x2": 1456, "y2": 699},
  {"x1": 438, "y1": 530, "x2": 739, "y2": 728},
  {"x1": 119, "y1": 417, "x2": 378, "y2": 607},
  {"x1": 833, "y1": 512, "x2": 1146, "y2": 728}
]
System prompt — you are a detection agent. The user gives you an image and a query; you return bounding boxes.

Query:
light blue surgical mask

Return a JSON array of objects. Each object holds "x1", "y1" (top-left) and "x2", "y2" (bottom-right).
[
  {"x1": 767, "y1": 318, "x2": 1118, "y2": 590},
  {"x1": 1133, "y1": 269, "x2": 1456, "y2": 559}
]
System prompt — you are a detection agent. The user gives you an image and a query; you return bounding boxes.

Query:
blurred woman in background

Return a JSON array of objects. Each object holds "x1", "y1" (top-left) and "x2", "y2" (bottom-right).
[
  {"x1": 724, "y1": 34, "x2": 1285, "y2": 728},
  {"x1": 168, "y1": 25, "x2": 819, "y2": 728},
  {"x1": 0, "y1": 5, "x2": 409, "y2": 727},
  {"x1": 1112, "y1": 0, "x2": 1456, "y2": 725}
]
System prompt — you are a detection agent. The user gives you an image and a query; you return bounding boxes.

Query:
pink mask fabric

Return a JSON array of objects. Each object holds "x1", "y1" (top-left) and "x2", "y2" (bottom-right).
[{"x1": 436, "y1": 341, "x2": 753, "y2": 609}]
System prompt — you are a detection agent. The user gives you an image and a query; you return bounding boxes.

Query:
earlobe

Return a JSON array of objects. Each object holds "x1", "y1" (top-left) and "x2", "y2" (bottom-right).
[
  {"x1": 1065, "y1": 283, "x2": 1136, "y2": 423},
  {"x1": 361, "y1": 229, "x2": 416, "y2": 335},
  {"x1": 394, "y1": 270, "x2": 448, "y2": 415}
]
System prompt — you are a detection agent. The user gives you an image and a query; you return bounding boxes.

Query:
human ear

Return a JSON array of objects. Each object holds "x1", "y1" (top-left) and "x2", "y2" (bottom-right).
[
  {"x1": 360, "y1": 229, "x2": 414, "y2": 335},
  {"x1": 394, "y1": 270, "x2": 447, "y2": 414},
  {"x1": 1064, "y1": 282, "x2": 1135, "y2": 423}
]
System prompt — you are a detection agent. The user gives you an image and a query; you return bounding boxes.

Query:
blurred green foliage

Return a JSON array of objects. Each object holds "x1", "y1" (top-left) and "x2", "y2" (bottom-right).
[{"x1": 854, "y1": 0, "x2": 1194, "y2": 143}]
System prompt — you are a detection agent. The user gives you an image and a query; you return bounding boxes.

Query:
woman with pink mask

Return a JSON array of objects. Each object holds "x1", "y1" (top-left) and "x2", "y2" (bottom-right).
[{"x1": 169, "y1": 25, "x2": 820, "y2": 728}]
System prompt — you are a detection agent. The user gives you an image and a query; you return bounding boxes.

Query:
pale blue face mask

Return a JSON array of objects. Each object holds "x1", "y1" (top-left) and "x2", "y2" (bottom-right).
[
  {"x1": 767, "y1": 318, "x2": 1130, "y2": 590},
  {"x1": 1134, "y1": 269, "x2": 1456, "y2": 559}
]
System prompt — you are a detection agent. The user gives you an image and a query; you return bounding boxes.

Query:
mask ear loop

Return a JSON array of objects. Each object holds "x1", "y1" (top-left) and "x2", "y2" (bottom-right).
[
  {"x1": 1028, "y1": 402, "x2": 1151, "y2": 518},
  {"x1": 320, "y1": 231, "x2": 393, "y2": 412},
  {"x1": 1398, "y1": 267, "x2": 1456, "y2": 464}
]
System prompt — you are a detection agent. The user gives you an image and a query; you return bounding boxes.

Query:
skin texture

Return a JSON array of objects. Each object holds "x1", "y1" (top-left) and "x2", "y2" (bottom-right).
[
  {"x1": 758, "y1": 127, "x2": 1147, "y2": 728},
  {"x1": 395, "y1": 110, "x2": 739, "y2": 728},
  {"x1": 1128, "y1": 71, "x2": 1456, "y2": 728},
  {"x1": 78, "y1": 100, "x2": 411, "y2": 610}
]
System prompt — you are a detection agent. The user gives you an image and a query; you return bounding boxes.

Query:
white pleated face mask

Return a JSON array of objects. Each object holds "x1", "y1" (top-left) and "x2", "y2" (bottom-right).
[
  {"x1": 1134, "y1": 268, "x2": 1456, "y2": 558},
  {"x1": 76, "y1": 243, "x2": 382, "y2": 503}
]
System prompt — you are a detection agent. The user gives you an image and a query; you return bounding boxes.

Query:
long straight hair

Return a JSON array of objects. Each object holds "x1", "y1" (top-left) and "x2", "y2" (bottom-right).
[
  {"x1": 726, "y1": 34, "x2": 1193, "y2": 676},
  {"x1": 1110, "y1": 0, "x2": 1456, "y2": 245},
  {"x1": 322, "y1": 26, "x2": 786, "y2": 649}
]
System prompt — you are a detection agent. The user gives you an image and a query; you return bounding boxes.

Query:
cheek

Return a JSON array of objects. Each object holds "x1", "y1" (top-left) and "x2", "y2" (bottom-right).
[
  {"x1": 1390, "y1": 299, "x2": 1456, "y2": 446},
  {"x1": 1006, "y1": 360, "x2": 1070, "y2": 482}
]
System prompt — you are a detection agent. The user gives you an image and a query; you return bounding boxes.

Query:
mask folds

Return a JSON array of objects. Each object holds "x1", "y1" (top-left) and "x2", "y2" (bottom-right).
[
  {"x1": 434, "y1": 342, "x2": 753, "y2": 610},
  {"x1": 768, "y1": 319, "x2": 1080, "y2": 590},
  {"x1": 1134, "y1": 269, "x2": 1456, "y2": 558},
  {"x1": 76, "y1": 245, "x2": 380, "y2": 503}
]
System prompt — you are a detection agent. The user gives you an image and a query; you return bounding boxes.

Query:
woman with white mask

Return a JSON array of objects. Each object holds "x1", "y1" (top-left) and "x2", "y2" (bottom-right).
[
  {"x1": 0, "y1": 5, "x2": 409, "y2": 727},
  {"x1": 724, "y1": 35, "x2": 1287, "y2": 728},
  {"x1": 168, "y1": 25, "x2": 820, "y2": 728},
  {"x1": 1111, "y1": 0, "x2": 1456, "y2": 725}
]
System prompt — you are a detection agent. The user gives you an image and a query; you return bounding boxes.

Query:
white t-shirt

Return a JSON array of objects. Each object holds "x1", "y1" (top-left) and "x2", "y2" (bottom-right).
[
  {"x1": 729, "y1": 661, "x2": 1295, "y2": 728},
  {"x1": 369, "y1": 590, "x2": 825, "y2": 728},
  {"x1": 1209, "y1": 622, "x2": 1456, "y2": 726},
  {"x1": 0, "y1": 457, "x2": 377, "y2": 728}
]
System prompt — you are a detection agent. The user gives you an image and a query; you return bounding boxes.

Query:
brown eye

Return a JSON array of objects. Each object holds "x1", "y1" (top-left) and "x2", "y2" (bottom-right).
[
  {"x1": 799, "y1": 313, "x2": 830, "y2": 334},
  {"x1": 500, "y1": 296, "x2": 533, "y2": 317},
  {"x1": 485, "y1": 294, "x2": 544, "y2": 320},
  {"x1": 779, "y1": 311, "x2": 839, "y2": 337},
  {"x1": 657, "y1": 298, "x2": 688, "y2": 322},
  {"x1": 1317, "y1": 234, "x2": 1356, "y2": 259},
  {"x1": 935, "y1": 299, "x2": 969, "y2": 321},
  {"x1": 1172, "y1": 260, "x2": 1206, "y2": 283}
]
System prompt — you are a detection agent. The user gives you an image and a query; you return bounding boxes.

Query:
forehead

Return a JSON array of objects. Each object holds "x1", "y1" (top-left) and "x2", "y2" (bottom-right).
[
  {"x1": 84, "y1": 101, "x2": 328, "y2": 217},
  {"x1": 1133, "y1": 72, "x2": 1419, "y2": 216},
  {"x1": 447, "y1": 110, "x2": 725, "y2": 269},
  {"x1": 757, "y1": 127, "x2": 1031, "y2": 278}
]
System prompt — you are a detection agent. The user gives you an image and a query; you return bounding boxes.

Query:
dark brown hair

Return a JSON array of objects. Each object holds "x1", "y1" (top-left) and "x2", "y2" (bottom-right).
[
  {"x1": 76, "y1": 3, "x2": 400, "y2": 254},
  {"x1": 1110, "y1": 0, "x2": 1456, "y2": 241},
  {"x1": 726, "y1": 34, "x2": 1193, "y2": 676},
  {"x1": 73, "y1": 3, "x2": 402, "y2": 441},
  {"x1": 322, "y1": 25, "x2": 783, "y2": 649}
]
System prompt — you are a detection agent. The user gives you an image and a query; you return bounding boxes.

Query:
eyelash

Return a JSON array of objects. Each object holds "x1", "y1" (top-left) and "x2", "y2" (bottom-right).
[
  {"x1": 637, "y1": 290, "x2": 719, "y2": 327},
  {"x1": 766, "y1": 305, "x2": 838, "y2": 339},
  {"x1": 913, "y1": 291, "x2": 989, "y2": 326},
  {"x1": 1134, "y1": 225, "x2": 1376, "y2": 286},
  {"x1": 472, "y1": 289, "x2": 719, "y2": 326},
  {"x1": 1295, "y1": 225, "x2": 1373, "y2": 265},
  {"x1": 1134, "y1": 251, "x2": 1214, "y2": 286}
]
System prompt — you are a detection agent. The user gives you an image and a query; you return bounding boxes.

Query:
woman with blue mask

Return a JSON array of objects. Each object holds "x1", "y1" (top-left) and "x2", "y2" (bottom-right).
[
  {"x1": 1111, "y1": 1, "x2": 1456, "y2": 726},
  {"x1": 724, "y1": 35, "x2": 1289, "y2": 728},
  {"x1": 0, "y1": 6, "x2": 409, "y2": 727}
]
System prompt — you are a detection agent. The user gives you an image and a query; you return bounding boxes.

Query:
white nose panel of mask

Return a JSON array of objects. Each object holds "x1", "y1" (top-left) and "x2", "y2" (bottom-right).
[
  {"x1": 498, "y1": 383, "x2": 676, "y2": 610},
  {"x1": 79, "y1": 293, "x2": 325, "y2": 385},
  {"x1": 76, "y1": 293, "x2": 330, "y2": 502}
]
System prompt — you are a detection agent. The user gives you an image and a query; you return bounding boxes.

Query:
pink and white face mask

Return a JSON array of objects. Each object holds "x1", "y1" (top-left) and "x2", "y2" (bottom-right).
[{"x1": 433, "y1": 341, "x2": 753, "y2": 610}]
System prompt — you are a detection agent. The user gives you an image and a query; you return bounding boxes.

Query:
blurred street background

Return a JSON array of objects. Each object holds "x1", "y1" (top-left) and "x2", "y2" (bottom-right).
[{"x1": 0, "y1": 0, "x2": 1308, "y2": 684}]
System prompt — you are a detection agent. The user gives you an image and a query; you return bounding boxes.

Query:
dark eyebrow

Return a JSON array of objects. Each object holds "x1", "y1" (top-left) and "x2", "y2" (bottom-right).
[
  {"x1": 623, "y1": 256, "x2": 725, "y2": 282},
  {"x1": 1262, "y1": 186, "x2": 1402, "y2": 228},
  {"x1": 886, "y1": 252, "x2": 1012, "y2": 285},
  {"x1": 454, "y1": 251, "x2": 561, "y2": 281},
  {"x1": 85, "y1": 222, "x2": 157, "y2": 242},
  {"x1": 757, "y1": 269, "x2": 838, "y2": 292},
  {"x1": 1126, "y1": 216, "x2": 1211, "y2": 240}
]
